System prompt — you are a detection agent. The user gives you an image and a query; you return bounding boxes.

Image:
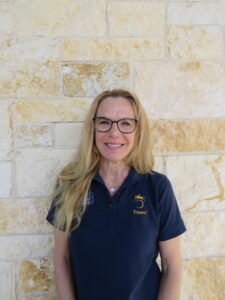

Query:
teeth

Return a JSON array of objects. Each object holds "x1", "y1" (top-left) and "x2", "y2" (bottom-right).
[{"x1": 106, "y1": 144, "x2": 122, "y2": 148}]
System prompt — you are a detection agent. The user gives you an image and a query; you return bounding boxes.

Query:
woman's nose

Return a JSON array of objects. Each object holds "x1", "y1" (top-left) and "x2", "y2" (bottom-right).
[{"x1": 109, "y1": 122, "x2": 120, "y2": 136}]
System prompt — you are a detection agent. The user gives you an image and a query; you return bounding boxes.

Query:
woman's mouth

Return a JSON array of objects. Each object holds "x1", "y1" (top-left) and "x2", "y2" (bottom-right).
[{"x1": 105, "y1": 143, "x2": 124, "y2": 148}]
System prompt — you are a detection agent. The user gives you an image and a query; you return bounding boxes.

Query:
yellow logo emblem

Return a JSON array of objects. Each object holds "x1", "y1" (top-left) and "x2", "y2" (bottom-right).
[{"x1": 133, "y1": 194, "x2": 148, "y2": 215}]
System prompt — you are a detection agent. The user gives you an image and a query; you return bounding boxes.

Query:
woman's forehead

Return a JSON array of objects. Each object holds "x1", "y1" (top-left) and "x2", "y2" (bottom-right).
[{"x1": 96, "y1": 96, "x2": 135, "y2": 117}]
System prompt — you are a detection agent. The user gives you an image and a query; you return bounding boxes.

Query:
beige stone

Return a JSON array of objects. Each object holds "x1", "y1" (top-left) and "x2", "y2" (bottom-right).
[
  {"x1": 182, "y1": 258, "x2": 225, "y2": 300},
  {"x1": 168, "y1": 26, "x2": 223, "y2": 59},
  {"x1": 168, "y1": 3, "x2": 225, "y2": 25},
  {"x1": 0, "y1": 262, "x2": 15, "y2": 300},
  {"x1": 18, "y1": 259, "x2": 54, "y2": 294},
  {"x1": 135, "y1": 61, "x2": 225, "y2": 118},
  {"x1": 0, "y1": 3, "x2": 14, "y2": 34},
  {"x1": 14, "y1": 0, "x2": 106, "y2": 36},
  {"x1": 15, "y1": 125, "x2": 53, "y2": 147},
  {"x1": 0, "y1": 162, "x2": 11, "y2": 197},
  {"x1": 63, "y1": 63, "x2": 130, "y2": 97},
  {"x1": 0, "y1": 37, "x2": 59, "y2": 61},
  {"x1": 0, "y1": 102, "x2": 12, "y2": 159},
  {"x1": 62, "y1": 38, "x2": 164, "y2": 60},
  {"x1": 16, "y1": 99, "x2": 91, "y2": 123},
  {"x1": 16, "y1": 149, "x2": 75, "y2": 197},
  {"x1": 55, "y1": 123, "x2": 83, "y2": 147},
  {"x1": 108, "y1": 2, "x2": 165, "y2": 36},
  {"x1": 22, "y1": 296, "x2": 56, "y2": 300},
  {"x1": 153, "y1": 155, "x2": 165, "y2": 174},
  {"x1": 181, "y1": 212, "x2": 225, "y2": 258},
  {"x1": 0, "y1": 198, "x2": 51, "y2": 234},
  {"x1": 166, "y1": 155, "x2": 225, "y2": 212},
  {"x1": 150, "y1": 120, "x2": 225, "y2": 153},
  {"x1": 0, "y1": 235, "x2": 53, "y2": 259},
  {"x1": 0, "y1": 60, "x2": 60, "y2": 97}
]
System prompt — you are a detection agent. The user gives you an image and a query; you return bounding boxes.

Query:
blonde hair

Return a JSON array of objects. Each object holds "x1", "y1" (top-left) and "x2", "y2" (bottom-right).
[{"x1": 52, "y1": 89, "x2": 154, "y2": 235}]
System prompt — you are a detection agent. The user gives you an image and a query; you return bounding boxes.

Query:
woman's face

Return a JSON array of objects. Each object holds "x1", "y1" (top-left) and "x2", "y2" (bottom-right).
[{"x1": 95, "y1": 96, "x2": 136, "y2": 164}]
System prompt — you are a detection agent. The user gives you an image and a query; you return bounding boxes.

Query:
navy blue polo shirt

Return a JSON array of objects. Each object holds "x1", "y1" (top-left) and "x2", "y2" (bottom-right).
[{"x1": 46, "y1": 169, "x2": 186, "y2": 300}]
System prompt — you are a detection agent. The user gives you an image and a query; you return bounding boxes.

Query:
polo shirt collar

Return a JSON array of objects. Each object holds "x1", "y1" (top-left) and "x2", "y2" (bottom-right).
[{"x1": 92, "y1": 167, "x2": 143, "y2": 187}]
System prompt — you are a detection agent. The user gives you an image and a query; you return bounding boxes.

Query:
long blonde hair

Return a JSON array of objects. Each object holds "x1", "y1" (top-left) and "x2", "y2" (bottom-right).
[{"x1": 52, "y1": 89, "x2": 154, "y2": 235}]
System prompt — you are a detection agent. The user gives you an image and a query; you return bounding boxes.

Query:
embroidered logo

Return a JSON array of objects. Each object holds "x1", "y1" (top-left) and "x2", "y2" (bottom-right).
[{"x1": 133, "y1": 194, "x2": 148, "y2": 215}]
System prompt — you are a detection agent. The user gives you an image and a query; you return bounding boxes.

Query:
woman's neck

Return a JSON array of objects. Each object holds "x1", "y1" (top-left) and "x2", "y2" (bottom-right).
[{"x1": 99, "y1": 159, "x2": 130, "y2": 194}]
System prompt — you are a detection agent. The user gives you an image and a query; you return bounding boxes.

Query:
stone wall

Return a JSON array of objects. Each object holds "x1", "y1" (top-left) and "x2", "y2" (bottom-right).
[{"x1": 0, "y1": 1, "x2": 225, "y2": 299}]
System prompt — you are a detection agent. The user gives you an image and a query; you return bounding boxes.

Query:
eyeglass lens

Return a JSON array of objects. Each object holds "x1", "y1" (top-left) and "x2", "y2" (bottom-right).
[{"x1": 94, "y1": 118, "x2": 136, "y2": 133}]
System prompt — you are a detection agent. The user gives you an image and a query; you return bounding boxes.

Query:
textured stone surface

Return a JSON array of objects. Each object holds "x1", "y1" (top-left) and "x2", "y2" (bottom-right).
[
  {"x1": 135, "y1": 61, "x2": 225, "y2": 118},
  {"x1": 0, "y1": 162, "x2": 11, "y2": 197},
  {"x1": 62, "y1": 38, "x2": 164, "y2": 60},
  {"x1": 14, "y1": 0, "x2": 105, "y2": 36},
  {"x1": 150, "y1": 120, "x2": 225, "y2": 153},
  {"x1": 168, "y1": 3, "x2": 225, "y2": 25},
  {"x1": 182, "y1": 258, "x2": 225, "y2": 300},
  {"x1": 63, "y1": 63, "x2": 130, "y2": 97},
  {"x1": 16, "y1": 99, "x2": 91, "y2": 123},
  {"x1": 15, "y1": 125, "x2": 53, "y2": 147},
  {"x1": 55, "y1": 123, "x2": 83, "y2": 147},
  {"x1": 0, "y1": 60, "x2": 60, "y2": 97},
  {"x1": 22, "y1": 296, "x2": 56, "y2": 300},
  {"x1": 0, "y1": 235, "x2": 53, "y2": 259},
  {"x1": 18, "y1": 259, "x2": 54, "y2": 294},
  {"x1": 0, "y1": 102, "x2": 12, "y2": 160},
  {"x1": 0, "y1": 198, "x2": 51, "y2": 234},
  {"x1": 108, "y1": 2, "x2": 165, "y2": 36},
  {"x1": 16, "y1": 149, "x2": 75, "y2": 197},
  {"x1": 166, "y1": 155, "x2": 225, "y2": 212},
  {"x1": 182, "y1": 212, "x2": 225, "y2": 258},
  {"x1": 0, "y1": 262, "x2": 15, "y2": 300},
  {"x1": 0, "y1": 3, "x2": 14, "y2": 34},
  {"x1": 168, "y1": 26, "x2": 223, "y2": 59}
]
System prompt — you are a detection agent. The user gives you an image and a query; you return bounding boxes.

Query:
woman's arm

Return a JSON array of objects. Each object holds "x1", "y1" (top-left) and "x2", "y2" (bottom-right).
[
  {"x1": 157, "y1": 236, "x2": 183, "y2": 300},
  {"x1": 54, "y1": 228, "x2": 76, "y2": 300}
]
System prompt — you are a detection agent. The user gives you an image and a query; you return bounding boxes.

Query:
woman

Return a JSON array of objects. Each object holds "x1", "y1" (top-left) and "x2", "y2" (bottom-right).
[{"x1": 46, "y1": 89, "x2": 186, "y2": 300}]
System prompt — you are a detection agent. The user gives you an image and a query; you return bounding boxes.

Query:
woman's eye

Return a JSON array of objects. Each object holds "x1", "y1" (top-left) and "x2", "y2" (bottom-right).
[
  {"x1": 99, "y1": 120, "x2": 110, "y2": 125},
  {"x1": 120, "y1": 121, "x2": 131, "y2": 126}
]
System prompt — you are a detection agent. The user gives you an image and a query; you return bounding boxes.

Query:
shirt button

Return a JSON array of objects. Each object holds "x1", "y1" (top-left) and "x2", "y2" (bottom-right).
[{"x1": 109, "y1": 203, "x2": 113, "y2": 208}]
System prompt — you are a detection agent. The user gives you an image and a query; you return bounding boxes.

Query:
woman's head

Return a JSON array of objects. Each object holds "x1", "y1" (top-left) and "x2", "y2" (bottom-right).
[{"x1": 79, "y1": 89, "x2": 153, "y2": 173}]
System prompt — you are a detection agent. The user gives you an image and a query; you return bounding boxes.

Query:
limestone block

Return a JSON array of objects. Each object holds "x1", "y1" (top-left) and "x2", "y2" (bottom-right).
[
  {"x1": 166, "y1": 155, "x2": 225, "y2": 212},
  {"x1": 181, "y1": 212, "x2": 225, "y2": 258},
  {"x1": 63, "y1": 63, "x2": 130, "y2": 97},
  {"x1": 16, "y1": 149, "x2": 75, "y2": 197},
  {"x1": 0, "y1": 37, "x2": 59, "y2": 62},
  {"x1": 62, "y1": 38, "x2": 164, "y2": 61},
  {"x1": 182, "y1": 258, "x2": 225, "y2": 300},
  {"x1": 16, "y1": 99, "x2": 91, "y2": 123},
  {"x1": 152, "y1": 155, "x2": 165, "y2": 174},
  {"x1": 168, "y1": 3, "x2": 225, "y2": 25},
  {"x1": 0, "y1": 235, "x2": 53, "y2": 259},
  {"x1": 55, "y1": 123, "x2": 83, "y2": 147},
  {"x1": 14, "y1": 0, "x2": 106, "y2": 36},
  {"x1": 18, "y1": 259, "x2": 54, "y2": 294},
  {"x1": 0, "y1": 102, "x2": 12, "y2": 159},
  {"x1": 0, "y1": 262, "x2": 15, "y2": 300},
  {"x1": 150, "y1": 120, "x2": 225, "y2": 153},
  {"x1": 15, "y1": 125, "x2": 53, "y2": 147},
  {"x1": 22, "y1": 296, "x2": 56, "y2": 300},
  {"x1": 22, "y1": 297, "x2": 56, "y2": 300},
  {"x1": 0, "y1": 60, "x2": 60, "y2": 97},
  {"x1": 168, "y1": 26, "x2": 223, "y2": 59},
  {"x1": 135, "y1": 61, "x2": 225, "y2": 119},
  {"x1": 108, "y1": 2, "x2": 165, "y2": 36},
  {"x1": 0, "y1": 3, "x2": 14, "y2": 34},
  {"x1": 0, "y1": 198, "x2": 51, "y2": 234},
  {"x1": 0, "y1": 162, "x2": 11, "y2": 197}
]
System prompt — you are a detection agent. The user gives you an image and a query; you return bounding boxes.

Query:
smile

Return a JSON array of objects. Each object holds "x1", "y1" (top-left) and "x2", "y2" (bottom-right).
[{"x1": 105, "y1": 143, "x2": 124, "y2": 148}]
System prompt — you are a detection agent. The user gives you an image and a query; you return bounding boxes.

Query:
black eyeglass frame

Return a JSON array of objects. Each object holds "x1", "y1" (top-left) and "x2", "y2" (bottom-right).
[{"x1": 92, "y1": 117, "x2": 138, "y2": 134}]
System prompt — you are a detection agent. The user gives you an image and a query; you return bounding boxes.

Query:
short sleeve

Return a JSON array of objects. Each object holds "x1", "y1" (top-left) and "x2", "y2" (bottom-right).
[
  {"x1": 46, "y1": 193, "x2": 64, "y2": 230},
  {"x1": 156, "y1": 175, "x2": 186, "y2": 241}
]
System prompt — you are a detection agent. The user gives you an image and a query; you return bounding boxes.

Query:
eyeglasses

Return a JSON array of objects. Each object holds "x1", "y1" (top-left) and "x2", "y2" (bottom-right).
[{"x1": 92, "y1": 117, "x2": 138, "y2": 134}]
